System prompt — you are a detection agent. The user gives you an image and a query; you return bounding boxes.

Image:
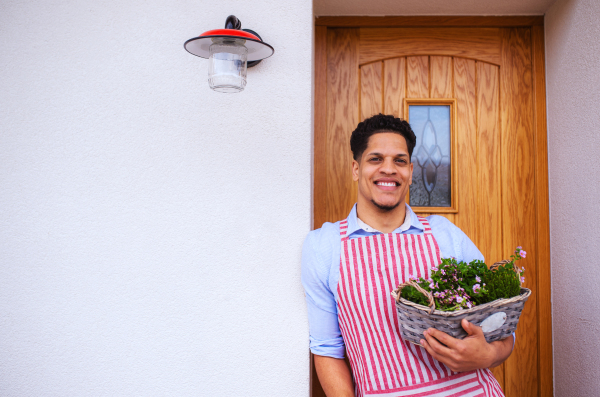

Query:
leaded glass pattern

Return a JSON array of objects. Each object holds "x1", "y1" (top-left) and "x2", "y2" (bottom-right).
[{"x1": 409, "y1": 105, "x2": 451, "y2": 207}]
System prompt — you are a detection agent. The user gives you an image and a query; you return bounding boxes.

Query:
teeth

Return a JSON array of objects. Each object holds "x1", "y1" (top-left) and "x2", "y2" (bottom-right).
[{"x1": 378, "y1": 182, "x2": 396, "y2": 187}]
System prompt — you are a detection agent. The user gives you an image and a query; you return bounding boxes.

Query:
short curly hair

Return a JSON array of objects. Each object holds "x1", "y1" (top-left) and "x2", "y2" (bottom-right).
[{"x1": 350, "y1": 114, "x2": 416, "y2": 161}]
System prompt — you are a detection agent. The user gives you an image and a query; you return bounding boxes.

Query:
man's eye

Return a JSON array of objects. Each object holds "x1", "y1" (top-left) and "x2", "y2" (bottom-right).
[
  {"x1": 369, "y1": 157, "x2": 381, "y2": 162},
  {"x1": 396, "y1": 159, "x2": 407, "y2": 164}
]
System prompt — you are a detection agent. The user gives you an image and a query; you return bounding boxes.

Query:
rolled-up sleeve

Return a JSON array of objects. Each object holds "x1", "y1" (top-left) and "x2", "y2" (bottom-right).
[{"x1": 301, "y1": 229, "x2": 345, "y2": 359}]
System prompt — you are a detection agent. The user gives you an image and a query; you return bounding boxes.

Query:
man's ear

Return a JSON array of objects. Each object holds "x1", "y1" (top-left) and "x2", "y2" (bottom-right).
[{"x1": 352, "y1": 159, "x2": 359, "y2": 182}]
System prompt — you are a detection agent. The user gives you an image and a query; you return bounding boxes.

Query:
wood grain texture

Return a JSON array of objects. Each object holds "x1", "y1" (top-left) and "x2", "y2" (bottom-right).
[
  {"x1": 406, "y1": 56, "x2": 429, "y2": 99},
  {"x1": 476, "y1": 62, "x2": 503, "y2": 264},
  {"x1": 316, "y1": 16, "x2": 544, "y2": 28},
  {"x1": 326, "y1": 28, "x2": 359, "y2": 224},
  {"x1": 383, "y1": 58, "x2": 406, "y2": 118},
  {"x1": 360, "y1": 28, "x2": 502, "y2": 66},
  {"x1": 475, "y1": 61, "x2": 504, "y2": 389},
  {"x1": 360, "y1": 62, "x2": 383, "y2": 120},
  {"x1": 531, "y1": 24, "x2": 553, "y2": 397},
  {"x1": 314, "y1": 26, "x2": 328, "y2": 231},
  {"x1": 452, "y1": 58, "x2": 478, "y2": 256},
  {"x1": 430, "y1": 56, "x2": 453, "y2": 98},
  {"x1": 500, "y1": 28, "x2": 537, "y2": 397}
]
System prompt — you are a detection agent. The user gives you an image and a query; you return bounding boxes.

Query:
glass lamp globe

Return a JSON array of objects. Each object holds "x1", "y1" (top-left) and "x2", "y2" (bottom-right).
[{"x1": 208, "y1": 38, "x2": 248, "y2": 93}]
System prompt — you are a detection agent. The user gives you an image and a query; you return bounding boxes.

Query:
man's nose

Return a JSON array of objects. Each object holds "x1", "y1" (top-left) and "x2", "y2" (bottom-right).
[{"x1": 380, "y1": 158, "x2": 396, "y2": 173}]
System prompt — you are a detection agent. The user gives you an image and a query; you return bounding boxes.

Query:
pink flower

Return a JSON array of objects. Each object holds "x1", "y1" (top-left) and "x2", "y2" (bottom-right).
[
  {"x1": 520, "y1": 250, "x2": 527, "y2": 258},
  {"x1": 520, "y1": 276, "x2": 525, "y2": 283},
  {"x1": 475, "y1": 275, "x2": 481, "y2": 283},
  {"x1": 456, "y1": 296, "x2": 463, "y2": 303},
  {"x1": 517, "y1": 246, "x2": 522, "y2": 250},
  {"x1": 466, "y1": 302, "x2": 472, "y2": 309},
  {"x1": 473, "y1": 284, "x2": 481, "y2": 293},
  {"x1": 429, "y1": 282, "x2": 435, "y2": 289}
]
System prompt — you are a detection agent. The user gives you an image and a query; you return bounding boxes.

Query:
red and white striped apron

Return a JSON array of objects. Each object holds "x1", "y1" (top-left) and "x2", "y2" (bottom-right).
[{"x1": 336, "y1": 216, "x2": 504, "y2": 397}]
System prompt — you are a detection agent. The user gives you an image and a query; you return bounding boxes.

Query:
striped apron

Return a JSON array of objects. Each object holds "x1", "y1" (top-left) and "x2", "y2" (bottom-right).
[{"x1": 336, "y1": 216, "x2": 504, "y2": 397}]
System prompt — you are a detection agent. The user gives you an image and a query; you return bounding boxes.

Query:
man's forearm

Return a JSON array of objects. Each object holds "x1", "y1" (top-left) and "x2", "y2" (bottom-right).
[
  {"x1": 489, "y1": 334, "x2": 515, "y2": 368},
  {"x1": 313, "y1": 354, "x2": 355, "y2": 397}
]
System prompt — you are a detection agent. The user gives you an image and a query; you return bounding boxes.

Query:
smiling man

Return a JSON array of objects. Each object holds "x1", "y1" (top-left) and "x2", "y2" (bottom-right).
[{"x1": 302, "y1": 114, "x2": 514, "y2": 396}]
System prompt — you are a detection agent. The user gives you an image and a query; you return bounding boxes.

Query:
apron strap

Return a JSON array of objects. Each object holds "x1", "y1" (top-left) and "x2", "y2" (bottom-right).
[
  {"x1": 417, "y1": 215, "x2": 433, "y2": 234},
  {"x1": 339, "y1": 219, "x2": 349, "y2": 241}
]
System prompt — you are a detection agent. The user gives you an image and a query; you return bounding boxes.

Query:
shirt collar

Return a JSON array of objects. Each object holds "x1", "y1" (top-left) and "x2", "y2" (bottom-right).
[{"x1": 346, "y1": 203, "x2": 424, "y2": 237}]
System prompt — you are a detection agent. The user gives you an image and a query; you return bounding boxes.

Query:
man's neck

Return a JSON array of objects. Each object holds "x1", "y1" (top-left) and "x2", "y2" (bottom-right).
[{"x1": 355, "y1": 200, "x2": 407, "y2": 234}]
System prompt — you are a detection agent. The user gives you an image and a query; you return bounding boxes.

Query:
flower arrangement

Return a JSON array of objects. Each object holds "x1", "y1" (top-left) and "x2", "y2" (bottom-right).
[{"x1": 400, "y1": 247, "x2": 526, "y2": 312}]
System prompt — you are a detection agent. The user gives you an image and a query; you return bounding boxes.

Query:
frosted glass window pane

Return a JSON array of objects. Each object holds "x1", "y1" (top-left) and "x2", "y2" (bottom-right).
[{"x1": 409, "y1": 105, "x2": 451, "y2": 207}]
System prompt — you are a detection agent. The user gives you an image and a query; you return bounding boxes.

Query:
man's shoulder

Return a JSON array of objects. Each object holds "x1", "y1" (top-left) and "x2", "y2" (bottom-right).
[
  {"x1": 425, "y1": 214, "x2": 461, "y2": 233},
  {"x1": 305, "y1": 220, "x2": 341, "y2": 246}
]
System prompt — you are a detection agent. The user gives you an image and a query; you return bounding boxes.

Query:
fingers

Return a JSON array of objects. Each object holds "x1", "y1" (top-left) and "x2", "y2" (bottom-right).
[
  {"x1": 421, "y1": 329, "x2": 452, "y2": 356},
  {"x1": 462, "y1": 319, "x2": 484, "y2": 337},
  {"x1": 421, "y1": 330, "x2": 457, "y2": 370},
  {"x1": 425, "y1": 327, "x2": 458, "y2": 349}
]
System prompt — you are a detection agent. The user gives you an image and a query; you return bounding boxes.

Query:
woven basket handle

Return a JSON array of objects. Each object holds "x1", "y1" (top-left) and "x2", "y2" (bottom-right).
[{"x1": 394, "y1": 280, "x2": 436, "y2": 314}]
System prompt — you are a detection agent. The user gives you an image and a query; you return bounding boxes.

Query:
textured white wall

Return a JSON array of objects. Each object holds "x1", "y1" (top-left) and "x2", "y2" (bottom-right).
[
  {"x1": 545, "y1": 0, "x2": 600, "y2": 395},
  {"x1": 0, "y1": 0, "x2": 312, "y2": 396}
]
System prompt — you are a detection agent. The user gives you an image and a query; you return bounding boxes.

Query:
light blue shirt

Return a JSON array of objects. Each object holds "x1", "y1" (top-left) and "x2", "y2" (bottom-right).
[{"x1": 301, "y1": 204, "x2": 486, "y2": 359}]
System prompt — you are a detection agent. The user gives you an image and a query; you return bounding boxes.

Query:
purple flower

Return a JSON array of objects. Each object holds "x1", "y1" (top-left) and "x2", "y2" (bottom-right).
[
  {"x1": 466, "y1": 301, "x2": 472, "y2": 309},
  {"x1": 520, "y1": 250, "x2": 527, "y2": 258},
  {"x1": 456, "y1": 296, "x2": 463, "y2": 303},
  {"x1": 429, "y1": 282, "x2": 435, "y2": 289},
  {"x1": 475, "y1": 275, "x2": 481, "y2": 283},
  {"x1": 473, "y1": 284, "x2": 481, "y2": 293},
  {"x1": 517, "y1": 246, "x2": 522, "y2": 250},
  {"x1": 520, "y1": 276, "x2": 525, "y2": 283}
]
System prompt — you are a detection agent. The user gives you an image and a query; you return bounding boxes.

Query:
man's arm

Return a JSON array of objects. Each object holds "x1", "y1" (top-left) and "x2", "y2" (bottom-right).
[
  {"x1": 421, "y1": 319, "x2": 513, "y2": 372},
  {"x1": 314, "y1": 355, "x2": 355, "y2": 397}
]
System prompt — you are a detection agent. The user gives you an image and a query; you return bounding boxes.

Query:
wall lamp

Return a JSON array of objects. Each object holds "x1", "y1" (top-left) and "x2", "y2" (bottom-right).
[{"x1": 184, "y1": 15, "x2": 274, "y2": 93}]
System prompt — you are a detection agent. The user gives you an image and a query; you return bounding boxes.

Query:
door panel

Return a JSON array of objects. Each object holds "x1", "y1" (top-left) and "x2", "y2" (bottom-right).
[
  {"x1": 360, "y1": 62, "x2": 382, "y2": 121},
  {"x1": 383, "y1": 58, "x2": 405, "y2": 117},
  {"x1": 325, "y1": 28, "x2": 359, "y2": 224},
  {"x1": 313, "y1": 23, "x2": 549, "y2": 397},
  {"x1": 359, "y1": 28, "x2": 502, "y2": 65},
  {"x1": 431, "y1": 56, "x2": 453, "y2": 98},
  {"x1": 500, "y1": 28, "x2": 538, "y2": 397}
]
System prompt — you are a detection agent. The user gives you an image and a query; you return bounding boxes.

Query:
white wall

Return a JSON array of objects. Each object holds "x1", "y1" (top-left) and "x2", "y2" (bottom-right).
[
  {"x1": 545, "y1": 0, "x2": 600, "y2": 395},
  {"x1": 0, "y1": 0, "x2": 312, "y2": 395}
]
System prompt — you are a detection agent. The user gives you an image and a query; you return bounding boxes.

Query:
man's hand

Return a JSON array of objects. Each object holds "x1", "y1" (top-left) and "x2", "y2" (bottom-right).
[{"x1": 420, "y1": 319, "x2": 514, "y2": 372}]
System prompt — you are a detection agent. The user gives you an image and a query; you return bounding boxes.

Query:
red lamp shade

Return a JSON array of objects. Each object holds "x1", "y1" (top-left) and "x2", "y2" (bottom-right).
[{"x1": 184, "y1": 29, "x2": 274, "y2": 62}]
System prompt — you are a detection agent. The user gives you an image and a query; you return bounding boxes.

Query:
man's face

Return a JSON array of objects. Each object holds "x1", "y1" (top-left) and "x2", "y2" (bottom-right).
[{"x1": 352, "y1": 132, "x2": 413, "y2": 212}]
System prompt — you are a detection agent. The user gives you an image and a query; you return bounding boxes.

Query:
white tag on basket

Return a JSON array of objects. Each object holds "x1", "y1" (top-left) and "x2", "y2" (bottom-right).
[{"x1": 480, "y1": 312, "x2": 507, "y2": 333}]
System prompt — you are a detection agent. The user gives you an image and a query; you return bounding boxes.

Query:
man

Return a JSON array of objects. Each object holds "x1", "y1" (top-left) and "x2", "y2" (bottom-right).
[{"x1": 302, "y1": 114, "x2": 514, "y2": 396}]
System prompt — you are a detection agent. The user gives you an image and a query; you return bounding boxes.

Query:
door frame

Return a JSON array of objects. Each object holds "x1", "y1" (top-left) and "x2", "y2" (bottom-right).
[{"x1": 313, "y1": 16, "x2": 552, "y2": 397}]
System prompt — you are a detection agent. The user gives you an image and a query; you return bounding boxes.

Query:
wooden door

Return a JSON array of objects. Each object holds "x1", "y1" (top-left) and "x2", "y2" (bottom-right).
[{"x1": 313, "y1": 17, "x2": 552, "y2": 397}]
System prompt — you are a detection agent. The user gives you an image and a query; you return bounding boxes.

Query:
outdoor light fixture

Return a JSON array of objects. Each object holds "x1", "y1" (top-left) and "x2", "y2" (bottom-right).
[{"x1": 184, "y1": 15, "x2": 274, "y2": 93}]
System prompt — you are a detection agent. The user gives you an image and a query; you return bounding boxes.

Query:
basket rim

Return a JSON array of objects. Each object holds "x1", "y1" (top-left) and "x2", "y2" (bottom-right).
[{"x1": 391, "y1": 287, "x2": 531, "y2": 317}]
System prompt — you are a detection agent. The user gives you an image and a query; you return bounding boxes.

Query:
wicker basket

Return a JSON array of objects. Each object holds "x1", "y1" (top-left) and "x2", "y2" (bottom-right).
[{"x1": 390, "y1": 261, "x2": 531, "y2": 346}]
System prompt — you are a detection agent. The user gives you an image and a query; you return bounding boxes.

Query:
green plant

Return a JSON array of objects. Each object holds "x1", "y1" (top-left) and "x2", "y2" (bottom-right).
[{"x1": 400, "y1": 247, "x2": 526, "y2": 311}]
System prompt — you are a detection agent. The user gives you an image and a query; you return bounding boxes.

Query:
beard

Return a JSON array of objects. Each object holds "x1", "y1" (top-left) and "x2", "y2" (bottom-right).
[{"x1": 371, "y1": 198, "x2": 401, "y2": 212}]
